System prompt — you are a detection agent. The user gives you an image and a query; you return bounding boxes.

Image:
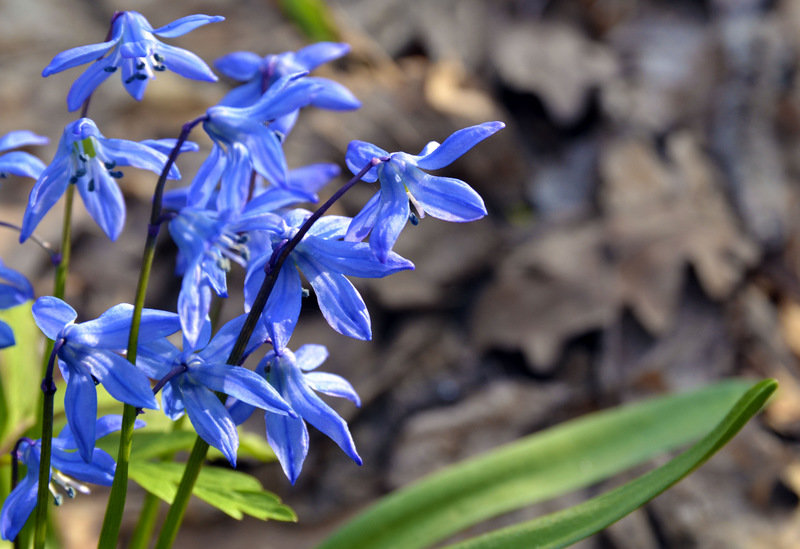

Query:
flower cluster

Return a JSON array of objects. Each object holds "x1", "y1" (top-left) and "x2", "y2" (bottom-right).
[{"x1": 0, "y1": 9, "x2": 503, "y2": 541}]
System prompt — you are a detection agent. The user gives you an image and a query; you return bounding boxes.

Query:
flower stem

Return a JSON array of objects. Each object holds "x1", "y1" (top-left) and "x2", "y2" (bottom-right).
[
  {"x1": 33, "y1": 341, "x2": 62, "y2": 549},
  {"x1": 153, "y1": 158, "x2": 382, "y2": 546},
  {"x1": 96, "y1": 116, "x2": 205, "y2": 549}
]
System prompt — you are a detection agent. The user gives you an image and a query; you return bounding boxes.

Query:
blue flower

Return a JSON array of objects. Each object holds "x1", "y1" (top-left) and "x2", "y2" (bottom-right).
[
  {"x1": 0, "y1": 415, "x2": 140, "y2": 541},
  {"x1": 20, "y1": 118, "x2": 180, "y2": 242},
  {"x1": 32, "y1": 296, "x2": 179, "y2": 461},
  {"x1": 0, "y1": 260, "x2": 34, "y2": 348},
  {"x1": 245, "y1": 209, "x2": 414, "y2": 351},
  {"x1": 42, "y1": 11, "x2": 224, "y2": 111},
  {"x1": 215, "y1": 42, "x2": 360, "y2": 134},
  {"x1": 228, "y1": 345, "x2": 361, "y2": 484},
  {"x1": 345, "y1": 121, "x2": 505, "y2": 261},
  {"x1": 201, "y1": 73, "x2": 321, "y2": 188},
  {"x1": 0, "y1": 130, "x2": 48, "y2": 180},
  {"x1": 136, "y1": 315, "x2": 295, "y2": 466}
]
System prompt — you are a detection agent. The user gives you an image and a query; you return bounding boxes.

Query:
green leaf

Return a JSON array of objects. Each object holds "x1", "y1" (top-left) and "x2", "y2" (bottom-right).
[
  {"x1": 129, "y1": 461, "x2": 295, "y2": 522},
  {"x1": 317, "y1": 379, "x2": 766, "y2": 549},
  {"x1": 0, "y1": 302, "x2": 42, "y2": 451},
  {"x1": 445, "y1": 378, "x2": 777, "y2": 549},
  {"x1": 279, "y1": 0, "x2": 339, "y2": 41}
]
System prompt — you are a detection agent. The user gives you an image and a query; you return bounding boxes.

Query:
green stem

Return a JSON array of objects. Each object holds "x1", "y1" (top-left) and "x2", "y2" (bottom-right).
[
  {"x1": 128, "y1": 492, "x2": 161, "y2": 549},
  {"x1": 33, "y1": 342, "x2": 61, "y2": 549},
  {"x1": 96, "y1": 116, "x2": 206, "y2": 549},
  {"x1": 153, "y1": 157, "x2": 382, "y2": 547}
]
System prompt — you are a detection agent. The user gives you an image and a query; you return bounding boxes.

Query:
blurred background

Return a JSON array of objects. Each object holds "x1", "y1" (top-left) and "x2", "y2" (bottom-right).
[{"x1": 2, "y1": 0, "x2": 800, "y2": 547}]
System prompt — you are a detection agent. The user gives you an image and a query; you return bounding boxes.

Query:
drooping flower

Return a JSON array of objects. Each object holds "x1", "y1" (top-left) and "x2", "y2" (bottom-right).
[
  {"x1": 20, "y1": 118, "x2": 180, "y2": 242},
  {"x1": 32, "y1": 296, "x2": 179, "y2": 461},
  {"x1": 0, "y1": 260, "x2": 34, "y2": 348},
  {"x1": 136, "y1": 315, "x2": 295, "y2": 466},
  {"x1": 215, "y1": 42, "x2": 360, "y2": 134},
  {"x1": 42, "y1": 11, "x2": 224, "y2": 111},
  {"x1": 244, "y1": 209, "x2": 414, "y2": 351},
  {"x1": 0, "y1": 130, "x2": 48, "y2": 180},
  {"x1": 228, "y1": 344, "x2": 361, "y2": 484},
  {"x1": 0, "y1": 415, "x2": 141, "y2": 541},
  {"x1": 345, "y1": 121, "x2": 505, "y2": 261}
]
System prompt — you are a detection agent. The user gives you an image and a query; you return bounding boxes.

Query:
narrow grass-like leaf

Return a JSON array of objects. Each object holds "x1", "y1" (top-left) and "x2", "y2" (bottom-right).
[
  {"x1": 317, "y1": 379, "x2": 759, "y2": 549},
  {"x1": 445, "y1": 378, "x2": 777, "y2": 549}
]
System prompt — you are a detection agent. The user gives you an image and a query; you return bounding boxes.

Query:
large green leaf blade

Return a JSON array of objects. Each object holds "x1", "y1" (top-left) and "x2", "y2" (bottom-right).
[
  {"x1": 317, "y1": 379, "x2": 760, "y2": 549},
  {"x1": 446, "y1": 378, "x2": 777, "y2": 549}
]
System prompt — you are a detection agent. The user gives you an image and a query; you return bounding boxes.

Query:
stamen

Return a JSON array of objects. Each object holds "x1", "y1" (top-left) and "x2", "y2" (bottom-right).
[
  {"x1": 302, "y1": 288, "x2": 310, "y2": 298},
  {"x1": 87, "y1": 179, "x2": 95, "y2": 192},
  {"x1": 104, "y1": 161, "x2": 116, "y2": 169},
  {"x1": 409, "y1": 212, "x2": 420, "y2": 226},
  {"x1": 135, "y1": 73, "x2": 148, "y2": 80},
  {"x1": 137, "y1": 61, "x2": 146, "y2": 70},
  {"x1": 108, "y1": 170, "x2": 123, "y2": 179},
  {"x1": 104, "y1": 66, "x2": 118, "y2": 73},
  {"x1": 154, "y1": 65, "x2": 166, "y2": 72},
  {"x1": 153, "y1": 53, "x2": 164, "y2": 63}
]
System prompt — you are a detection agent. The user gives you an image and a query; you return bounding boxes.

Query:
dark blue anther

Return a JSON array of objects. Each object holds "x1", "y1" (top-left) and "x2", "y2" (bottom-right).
[
  {"x1": 87, "y1": 179, "x2": 95, "y2": 191},
  {"x1": 108, "y1": 170, "x2": 123, "y2": 179},
  {"x1": 103, "y1": 66, "x2": 117, "y2": 73},
  {"x1": 409, "y1": 212, "x2": 420, "y2": 226}
]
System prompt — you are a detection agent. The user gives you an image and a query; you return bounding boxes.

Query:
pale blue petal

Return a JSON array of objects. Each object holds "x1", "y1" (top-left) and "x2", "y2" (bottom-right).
[
  {"x1": 250, "y1": 261, "x2": 302, "y2": 351},
  {"x1": 415, "y1": 121, "x2": 505, "y2": 170},
  {"x1": 266, "y1": 409, "x2": 308, "y2": 485},
  {"x1": 214, "y1": 51, "x2": 261, "y2": 81},
  {"x1": 32, "y1": 296, "x2": 76, "y2": 340},
  {"x1": 73, "y1": 347, "x2": 158, "y2": 409},
  {"x1": 345, "y1": 191, "x2": 381, "y2": 242},
  {"x1": 42, "y1": 40, "x2": 116, "y2": 76},
  {"x1": 0, "y1": 130, "x2": 48, "y2": 153},
  {"x1": 70, "y1": 303, "x2": 178, "y2": 349},
  {"x1": 306, "y1": 214, "x2": 350, "y2": 239},
  {"x1": 52, "y1": 447, "x2": 116, "y2": 486},
  {"x1": 0, "y1": 260, "x2": 34, "y2": 306},
  {"x1": 0, "y1": 470, "x2": 38, "y2": 541},
  {"x1": 192, "y1": 364, "x2": 292, "y2": 415},
  {"x1": 287, "y1": 162, "x2": 339, "y2": 197},
  {"x1": 200, "y1": 314, "x2": 267, "y2": 362},
  {"x1": 20, "y1": 156, "x2": 71, "y2": 242},
  {"x1": 307, "y1": 77, "x2": 360, "y2": 110},
  {"x1": 66, "y1": 60, "x2": 115, "y2": 111},
  {"x1": 300, "y1": 237, "x2": 414, "y2": 278},
  {"x1": 405, "y1": 173, "x2": 487, "y2": 222},
  {"x1": 139, "y1": 138, "x2": 200, "y2": 155},
  {"x1": 157, "y1": 43, "x2": 218, "y2": 82},
  {"x1": 187, "y1": 145, "x2": 226, "y2": 208},
  {"x1": 180, "y1": 381, "x2": 239, "y2": 466},
  {"x1": 0, "y1": 151, "x2": 46, "y2": 179},
  {"x1": 371, "y1": 164, "x2": 410, "y2": 262},
  {"x1": 226, "y1": 397, "x2": 256, "y2": 426},
  {"x1": 162, "y1": 382, "x2": 186, "y2": 420},
  {"x1": 304, "y1": 372, "x2": 361, "y2": 406},
  {"x1": 245, "y1": 125, "x2": 287, "y2": 185},
  {"x1": 153, "y1": 14, "x2": 224, "y2": 38},
  {"x1": 217, "y1": 142, "x2": 250, "y2": 212},
  {"x1": 179, "y1": 262, "x2": 212, "y2": 349},
  {"x1": 294, "y1": 42, "x2": 350, "y2": 69},
  {"x1": 295, "y1": 344, "x2": 328, "y2": 371},
  {"x1": 135, "y1": 338, "x2": 178, "y2": 379},
  {"x1": 78, "y1": 170, "x2": 125, "y2": 240},
  {"x1": 63, "y1": 367, "x2": 98, "y2": 462},
  {"x1": 217, "y1": 77, "x2": 262, "y2": 108},
  {"x1": 345, "y1": 141, "x2": 386, "y2": 182},
  {"x1": 102, "y1": 138, "x2": 178, "y2": 178},
  {"x1": 120, "y1": 57, "x2": 149, "y2": 101}
]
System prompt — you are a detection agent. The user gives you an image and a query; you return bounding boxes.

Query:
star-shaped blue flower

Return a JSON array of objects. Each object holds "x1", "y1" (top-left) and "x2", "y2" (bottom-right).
[
  {"x1": 214, "y1": 42, "x2": 360, "y2": 134},
  {"x1": 228, "y1": 344, "x2": 361, "y2": 484},
  {"x1": 20, "y1": 118, "x2": 180, "y2": 242},
  {"x1": 245, "y1": 209, "x2": 414, "y2": 351},
  {"x1": 345, "y1": 121, "x2": 505, "y2": 261},
  {"x1": 0, "y1": 415, "x2": 141, "y2": 541},
  {"x1": 32, "y1": 296, "x2": 179, "y2": 461},
  {"x1": 136, "y1": 315, "x2": 295, "y2": 466},
  {"x1": 42, "y1": 11, "x2": 223, "y2": 111},
  {"x1": 0, "y1": 130, "x2": 48, "y2": 180}
]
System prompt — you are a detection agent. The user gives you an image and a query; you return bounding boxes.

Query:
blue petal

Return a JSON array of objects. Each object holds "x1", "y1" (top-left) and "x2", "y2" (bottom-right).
[
  {"x1": 265, "y1": 409, "x2": 309, "y2": 484},
  {"x1": 226, "y1": 397, "x2": 256, "y2": 426},
  {"x1": 283, "y1": 367, "x2": 361, "y2": 465},
  {"x1": 0, "y1": 260, "x2": 34, "y2": 306},
  {"x1": 307, "y1": 77, "x2": 361, "y2": 110},
  {"x1": 136, "y1": 338, "x2": 178, "y2": 379},
  {"x1": 200, "y1": 314, "x2": 267, "y2": 362},
  {"x1": 0, "y1": 130, "x2": 48, "y2": 153},
  {"x1": 243, "y1": 74, "x2": 318, "y2": 121},
  {"x1": 217, "y1": 77, "x2": 262, "y2": 108},
  {"x1": 63, "y1": 366, "x2": 98, "y2": 462},
  {"x1": 157, "y1": 43, "x2": 218, "y2": 82},
  {"x1": 415, "y1": 121, "x2": 505, "y2": 170},
  {"x1": 295, "y1": 254, "x2": 371, "y2": 340},
  {"x1": 42, "y1": 40, "x2": 116, "y2": 76},
  {"x1": 32, "y1": 296, "x2": 76, "y2": 340},
  {"x1": 294, "y1": 42, "x2": 350, "y2": 70},
  {"x1": 69, "y1": 303, "x2": 178, "y2": 349},
  {"x1": 345, "y1": 191, "x2": 381, "y2": 242},
  {"x1": 300, "y1": 237, "x2": 414, "y2": 278},
  {"x1": 0, "y1": 151, "x2": 46, "y2": 179},
  {"x1": 295, "y1": 344, "x2": 328, "y2": 371},
  {"x1": 371, "y1": 163, "x2": 410, "y2": 262},
  {"x1": 304, "y1": 372, "x2": 361, "y2": 406},
  {"x1": 20, "y1": 156, "x2": 71, "y2": 242},
  {"x1": 0, "y1": 322, "x2": 14, "y2": 349},
  {"x1": 180, "y1": 381, "x2": 239, "y2": 466},
  {"x1": 192, "y1": 364, "x2": 293, "y2": 415},
  {"x1": 52, "y1": 447, "x2": 116, "y2": 486},
  {"x1": 287, "y1": 162, "x2": 339, "y2": 197},
  {"x1": 214, "y1": 51, "x2": 262, "y2": 81},
  {"x1": 217, "y1": 142, "x2": 251, "y2": 212},
  {"x1": 102, "y1": 138, "x2": 179, "y2": 178},
  {"x1": 244, "y1": 125, "x2": 288, "y2": 185},
  {"x1": 78, "y1": 169, "x2": 126, "y2": 240},
  {"x1": 247, "y1": 259, "x2": 302, "y2": 352},
  {"x1": 305, "y1": 214, "x2": 350, "y2": 239},
  {"x1": 345, "y1": 141, "x2": 387, "y2": 182},
  {"x1": 187, "y1": 144, "x2": 226, "y2": 208},
  {"x1": 0, "y1": 469, "x2": 38, "y2": 541},
  {"x1": 120, "y1": 57, "x2": 150, "y2": 101},
  {"x1": 162, "y1": 381, "x2": 186, "y2": 420},
  {"x1": 153, "y1": 14, "x2": 224, "y2": 38},
  {"x1": 66, "y1": 60, "x2": 115, "y2": 111},
  {"x1": 71, "y1": 346, "x2": 159, "y2": 410},
  {"x1": 405, "y1": 173, "x2": 487, "y2": 222},
  {"x1": 140, "y1": 138, "x2": 200, "y2": 155},
  {"x1": 178, "y1": 262, "x2": 213, "y2": 349}
]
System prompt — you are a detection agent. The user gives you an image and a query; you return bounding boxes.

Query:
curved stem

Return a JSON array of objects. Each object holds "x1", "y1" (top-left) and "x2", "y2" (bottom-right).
[
  {"x1": 33, "y1": 340, "x2": 63, "y2": 549},
  {"x1": 154, "y1": 158, "x2": 383, "y2": 547},
  {"x1": 0, "y1": 221, "x2": 59, "y2": 261},
  {"x1": 97, "y1": 115, "x2": 206, "y2": 549}
]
